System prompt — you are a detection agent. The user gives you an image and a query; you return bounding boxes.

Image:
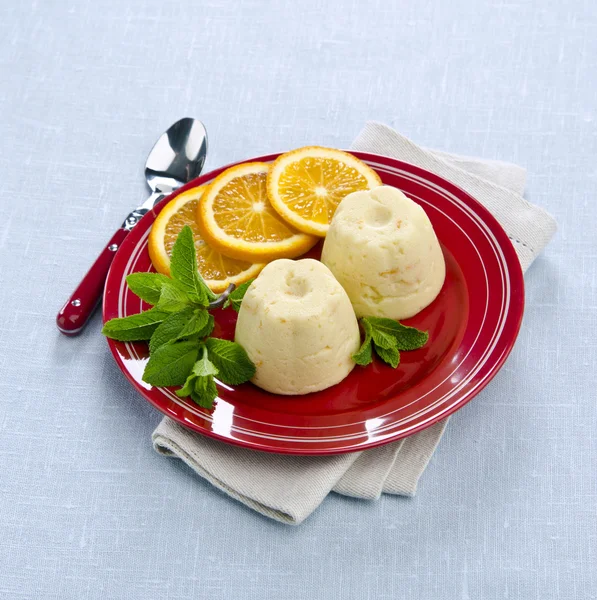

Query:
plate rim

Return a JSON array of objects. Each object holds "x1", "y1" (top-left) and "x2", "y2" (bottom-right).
[{"x1": 103, "y1": 150, "x2": 525, "y2": 455}]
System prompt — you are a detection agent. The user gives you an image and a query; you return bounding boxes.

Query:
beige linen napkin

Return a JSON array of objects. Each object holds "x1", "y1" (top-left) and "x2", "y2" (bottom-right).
[{"x1": 152, "y1": 122, "x2": 557, "y2": 525}]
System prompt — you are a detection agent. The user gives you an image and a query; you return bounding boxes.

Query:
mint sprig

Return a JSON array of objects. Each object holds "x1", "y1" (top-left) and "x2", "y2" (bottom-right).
[
  {"x1": 352, "y1": 317, "x2": 428, "y2": 369},
  {"x1": 102, "y1": 225, "x2": 256, "y2": 409}
]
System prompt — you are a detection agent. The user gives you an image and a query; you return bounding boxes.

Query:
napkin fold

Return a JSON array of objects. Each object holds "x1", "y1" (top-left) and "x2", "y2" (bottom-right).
[{"x1": 152, "y1": 122, "x2": 557, "y2": 525}]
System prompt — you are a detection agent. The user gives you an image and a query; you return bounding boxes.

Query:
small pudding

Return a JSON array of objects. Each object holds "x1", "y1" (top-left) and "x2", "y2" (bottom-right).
[
  {"x1": 234, "y1": 259, "x2": 360, "y2": 395},
  {"x1": 321, "y1": 185, "x2": 445, "y2": 320}
]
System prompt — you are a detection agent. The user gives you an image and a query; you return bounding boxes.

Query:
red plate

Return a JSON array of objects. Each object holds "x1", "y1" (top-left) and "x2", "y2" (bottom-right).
[{"x1": 103, "y1": 151, "x2": 524, "y2": 455}]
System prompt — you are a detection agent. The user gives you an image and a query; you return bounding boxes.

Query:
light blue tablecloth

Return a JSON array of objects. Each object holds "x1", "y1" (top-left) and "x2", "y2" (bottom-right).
[{"x1": 1, "y1": 0, "x2": 595, "y2": 598}]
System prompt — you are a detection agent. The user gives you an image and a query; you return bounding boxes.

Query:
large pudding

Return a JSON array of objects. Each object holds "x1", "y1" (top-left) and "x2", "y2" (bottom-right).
[
  {"x1": 321, "y1": 185, "x2": 445, "y2": 320},
  {"x1": 234, "y1": 259, "x2": 360, "y2": 395}
]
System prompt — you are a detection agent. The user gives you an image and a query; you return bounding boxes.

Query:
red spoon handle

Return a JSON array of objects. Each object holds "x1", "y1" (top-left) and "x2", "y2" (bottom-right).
[{"x1": 57, "y1": 228, "x2": 130, "y2": 336}]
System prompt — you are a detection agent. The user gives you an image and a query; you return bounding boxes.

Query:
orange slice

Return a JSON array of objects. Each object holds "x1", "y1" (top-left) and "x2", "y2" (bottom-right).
[
  {"x1": 267, "y1": 146, "x2": 382, "y2": 236},
  {"x1": 197, "y1": 162, "x2": 318, "y2": 262},
  {"x1": 148, "y1": 186, "x2": 265, "y2": 293}
]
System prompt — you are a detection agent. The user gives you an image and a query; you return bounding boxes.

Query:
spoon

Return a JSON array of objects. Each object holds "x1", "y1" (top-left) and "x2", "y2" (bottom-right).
[{"x1": 56, "y1": 118, "x2": 208, "y2": 336}]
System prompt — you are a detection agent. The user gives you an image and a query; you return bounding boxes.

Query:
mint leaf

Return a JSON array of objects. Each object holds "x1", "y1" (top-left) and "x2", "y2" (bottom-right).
[
  {"x1": 180, "y1": 309, "x2": 210, "y2": 338},
  {"x1": 190, "y1": 375, "x2": 218, "y2": 409},
  {"x1": 205, "y1": 338, "x2": 256, "y2": 385},
  {"x1": 125, "y1": 272, "x2": 172, "y2": 305},
  {"x1": 142, "y1": 340, "x2": 199, "y2": 387},
  {"x1": 392, "y1": 325, "x2": 428, "y2": 351},
  {"x1": 156, "y1": 280, "x2": 190, "y2": 313},
  {"x1": 225, "y1": 279, "x2": 255, "y2": 312},
  {"x1": 193, "y1": 346, "x2": 219, "y2": 377},
  {"x1": 196, "y1": 313, "x2": 215, "y2": 338},
  {"x1": 149, "y1": 307, "x2": 208, "y2": 352},
  {"x1": 149, "y1": 307, "x2": 194, "y2": 352},
  {"x1": 101, "y1": 308, "x2": 170, "y2": 341},
  {"x1": 170, "y1": 225, "x2": 213, "y2": 306},
  {"x1": 151, "y1": 309, "x2": 214, "y2": 353},
  {"x1": 176, "y1": 373, "x2": 196, "y2": 398},
  {"x1": 175, "y1": 350, "x2": 219, "y2": 408},
  {"x1": 175, "y1": 373, "x2": 218, "y2": 409},
  {"x1": 375, "y1": 344, "x2": 400, "y2": 368},
  {"x1": 352, "y1": 333, "x2": 373, "y2": 366},
  {"x1": 363, "y1": 318, "x2": 395, "y2": 350},
  {"x1": 364, "y1": 317, "x2": 428, "y2": 351}
]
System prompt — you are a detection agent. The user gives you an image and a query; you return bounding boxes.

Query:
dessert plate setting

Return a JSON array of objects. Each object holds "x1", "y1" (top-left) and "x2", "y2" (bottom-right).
[{"x1": 103, "y1": 151, "x2": 524, "y2": 455}]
